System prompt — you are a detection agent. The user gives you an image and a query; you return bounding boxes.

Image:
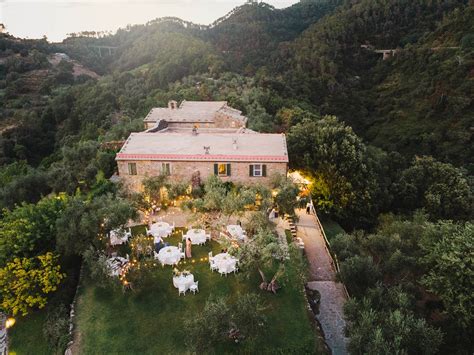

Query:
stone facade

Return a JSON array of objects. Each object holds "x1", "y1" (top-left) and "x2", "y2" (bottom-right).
[
  {"x1": 214, "y1": 113, "x2": 244, "y2": 128},
  {"x1": 117, "y1": 160, "x2": 287, "y2": 192}
]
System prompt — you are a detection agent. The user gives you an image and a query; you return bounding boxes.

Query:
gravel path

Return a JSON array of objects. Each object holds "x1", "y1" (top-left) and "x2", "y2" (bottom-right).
[{"x1": 296, "y1": 209, "x2": 348, "y2": 355}]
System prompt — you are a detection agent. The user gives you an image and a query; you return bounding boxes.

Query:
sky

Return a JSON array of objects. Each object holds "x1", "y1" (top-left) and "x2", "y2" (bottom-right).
[{"x1": 0, "y1": 0, "x2": 299, "y2": 42}]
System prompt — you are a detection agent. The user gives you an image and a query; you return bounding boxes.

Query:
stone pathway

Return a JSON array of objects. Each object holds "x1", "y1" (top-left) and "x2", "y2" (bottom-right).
[{"x1": 295, "y1": 209, "x2": 348, "y2": 355}]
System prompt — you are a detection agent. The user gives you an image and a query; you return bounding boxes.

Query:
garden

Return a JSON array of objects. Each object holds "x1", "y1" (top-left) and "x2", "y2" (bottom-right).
[
  {"x1": 73, "y1": 226, "x2": 320, "y2": 354},
  {"x1": 7, "y1": 174, "x2": 324, "y2": 354}
]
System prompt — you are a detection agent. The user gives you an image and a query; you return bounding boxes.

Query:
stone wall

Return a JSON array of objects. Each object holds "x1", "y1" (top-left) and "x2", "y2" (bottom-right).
[
  {"x1": 214, "y1": 113, "x2": 245, "y2": 128},
  {"x1": 117, "y1": 160, "x2": 287, "y2": 192}
]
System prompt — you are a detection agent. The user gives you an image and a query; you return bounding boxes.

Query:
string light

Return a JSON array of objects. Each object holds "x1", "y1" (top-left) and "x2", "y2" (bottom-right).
[{"x1": 6, "y1": 318, "x2": 16, "y2": 329}]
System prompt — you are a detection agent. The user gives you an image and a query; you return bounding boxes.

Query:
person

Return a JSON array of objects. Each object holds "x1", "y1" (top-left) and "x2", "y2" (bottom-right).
[
  {"x1": 154, "y1": 241, "x2": 163, "y2": 253},
  {"x1": 306, "y1": 202, "x2": 311, "y2": 214},
  {"x1": 154, "y1": 235, "x2": 163, "y2": 253},
  {"x1": 186, "y1": 238, "x2": 192, "y2": 258}
]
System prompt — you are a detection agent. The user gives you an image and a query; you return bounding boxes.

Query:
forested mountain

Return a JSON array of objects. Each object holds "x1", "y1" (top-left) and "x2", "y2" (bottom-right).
[
  {"x1": 203, "y1": 0, "x2": 344, "y2": 72},
  {"x1": 0, "y1": 1, "x2": 473, "y2": 354},
  {"x1": 280, "y1": 0, "x2": 472, "y2": 168}
]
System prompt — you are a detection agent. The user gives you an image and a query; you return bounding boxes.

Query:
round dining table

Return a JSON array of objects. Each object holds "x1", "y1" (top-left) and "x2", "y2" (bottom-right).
[
  {"x1": 157, "y1": 246, "x2": 181, "y2": 265},
  {"x1": 213, "y1": 253, "x2": 237, "y2": 274},
  {"x1": 172, "y1": 274, "x2": 194, "y2": 290},
  {"x1": 149, "y1": 222, "x2": 173, "y2": 238},
  {"x1": 184, "y1": 229, "x2": 207, "y2": 245}
]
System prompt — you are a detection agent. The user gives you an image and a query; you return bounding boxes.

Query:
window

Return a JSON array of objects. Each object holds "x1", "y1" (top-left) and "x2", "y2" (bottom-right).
[
  {"x1": 249, "y1": 164, "x2": 266, "y2": 177},
  {"x1": 253, "y1": 164, "x2": 262, "y2": 177},
  {"x1": 161, "y1": 163, "x2": 171, "y2": 176},
  {"x1": 128, "y1": 162, "x2": 137, "y2": 175},
  {"x1": 214, "y1": 163, "x2": 231, "y2": 176}
]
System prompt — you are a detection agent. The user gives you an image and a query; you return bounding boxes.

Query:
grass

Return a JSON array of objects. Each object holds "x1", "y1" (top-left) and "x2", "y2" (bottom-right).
[
  {"x1": 75, "y1": 227, "x2": 320, "y2": 354},
  {"x1": 9, "y1": 310, "x2": 50, "y2": 355},
  {"x1": 318, "y1": 215, "x2": 345, "y2": 243},
  {"x1": 284, "y1": 229, "x2": 293, "y2": 244},
  {"x1": 9, "y1": 254, "x2": 82, "y2": 355}
]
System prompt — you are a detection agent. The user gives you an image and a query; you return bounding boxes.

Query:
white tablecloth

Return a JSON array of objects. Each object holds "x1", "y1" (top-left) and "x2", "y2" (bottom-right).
[
  {"x1": 149, "y1": 222, "x2": 173, "y2": 238},
  {"x1": 158, "y1": 246, "x2": 181, "y2": 265},
  {"x1": 184, "y1": 229, "x2": 207, "y2": 245},
  {"x1": 213, "y1": 253, "x2": 237, "y2": 274},
  {"x1": 227, "y1": 225, "x2": 245, "y2": 240},
  {"x1": 172, "y1": 274, "x2": 194, "y2": 290},
  {"x1": 110, "y1": 229, "x2": 131, "y2": 246}
]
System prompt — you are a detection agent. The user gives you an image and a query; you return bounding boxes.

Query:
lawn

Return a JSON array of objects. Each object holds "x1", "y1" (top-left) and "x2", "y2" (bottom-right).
[
  {"x1": 9, "y1": 310, "x2": 50, "y2": 355},
  {"x1": 74, "y1": 226, "x2": 321, "y2": 354},
  {"x1": 318, "y1": 215, "x2": 345, "y2": 243}
]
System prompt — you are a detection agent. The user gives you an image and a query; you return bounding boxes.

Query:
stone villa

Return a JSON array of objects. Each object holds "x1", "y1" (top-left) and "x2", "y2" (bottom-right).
[
  {"x1": 143, "y1": 100, "x2": 247, "y2": 130},
  {"x1": 116, "y1": 101, "x2": 288, "y2": 192}
]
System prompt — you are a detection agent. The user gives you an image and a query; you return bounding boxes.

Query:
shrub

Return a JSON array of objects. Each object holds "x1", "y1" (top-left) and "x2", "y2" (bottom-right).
[{"x1": 43, "y1": 304, "x2": 70, "y2": 353}]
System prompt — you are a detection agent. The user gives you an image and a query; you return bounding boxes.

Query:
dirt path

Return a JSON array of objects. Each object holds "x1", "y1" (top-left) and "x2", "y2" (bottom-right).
[{"x1": 296, "y1": 209, "x2": 348, "y2": 355}]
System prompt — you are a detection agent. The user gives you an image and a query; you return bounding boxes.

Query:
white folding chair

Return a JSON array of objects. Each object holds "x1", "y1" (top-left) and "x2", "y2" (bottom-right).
[
  {"x1": 210, "y1": 262, "x2": 218, "y2": 272},
  {"x1": 178, "y1": 243, "x2": 184, "y2": 259},
  {"x1": 190, "y1": 281, "x2": 199, "y2": 294},
  {"x1": 206, "y1": 234, "x2": 211, "y2": 241},
  {"x1": 178, "y1": 285, "x2": 186, "y2": 296}
]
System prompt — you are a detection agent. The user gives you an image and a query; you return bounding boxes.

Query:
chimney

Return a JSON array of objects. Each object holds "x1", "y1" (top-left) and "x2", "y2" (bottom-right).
[{"x1": 168, "y1": 100, "x2": 177, "y2": 109}]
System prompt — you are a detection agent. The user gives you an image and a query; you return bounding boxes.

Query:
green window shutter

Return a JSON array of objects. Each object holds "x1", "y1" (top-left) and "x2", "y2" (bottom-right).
[
  {"x1": 227, "y1": 163, "x2": 231, "y2": 176},
  {"x1": 249, "y1": 165, "x2": 253, "y2": 177},
  {"x1": 214, "y1": 164, "x2": 218, "y2": 175},
  {"x1": 262, "y1": 164, "x2": 267, "y2": 177}
]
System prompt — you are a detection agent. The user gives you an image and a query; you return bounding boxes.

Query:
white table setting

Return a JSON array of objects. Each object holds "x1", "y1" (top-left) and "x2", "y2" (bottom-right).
[
  {"x1": 109, "y1": 228, "x2": 132, "y2": 246},
  {"x1": 156, "y1": 246, "x2": 181, "y2": 265},
  {"x1": 172, "y1": 272, "x2": 194, "y2": 290},
  {"x1": 183, "y1": 229, "x2": 208, "y2": 245},
  {"x1": 148, "y1": 221, "x2": 174, "y2": 238},
  {"x1": 213, "y1": 253, "x2": 238, "y2": 274},
  {"x1": 226, "y1": 225, "x2": 246, "y2": 241}
]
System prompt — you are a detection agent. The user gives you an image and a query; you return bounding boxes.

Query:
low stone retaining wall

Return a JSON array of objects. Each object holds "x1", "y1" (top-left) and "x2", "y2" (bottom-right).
[{"x1": 64, "y1": 264, "x2": 84, "y2": 355}]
